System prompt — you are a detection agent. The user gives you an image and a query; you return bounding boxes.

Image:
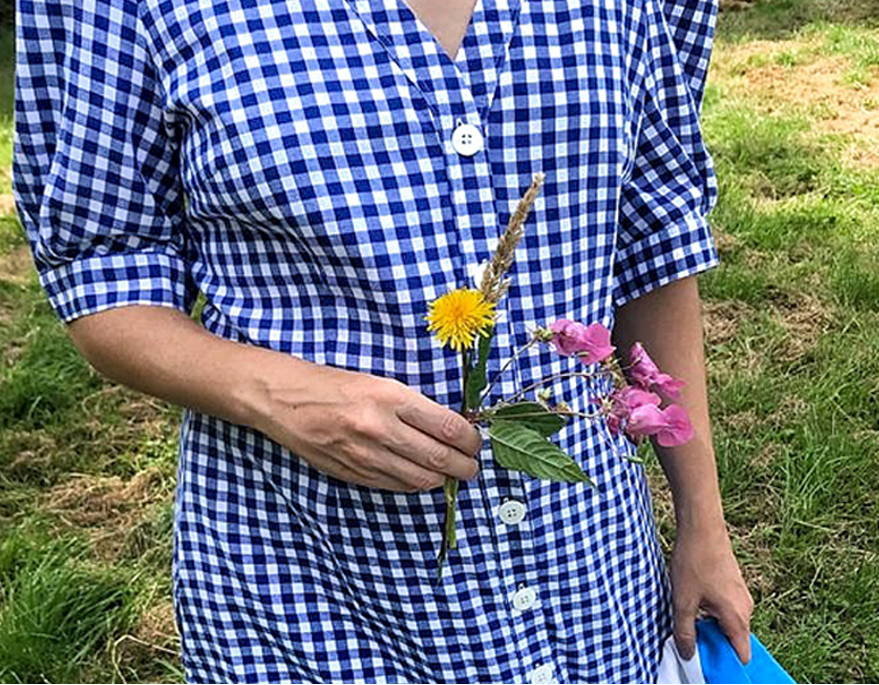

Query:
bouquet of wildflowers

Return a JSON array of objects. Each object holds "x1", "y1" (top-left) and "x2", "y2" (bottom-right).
[{"x1": 426, "y1": 174, "x2": 694, "y2": 576}]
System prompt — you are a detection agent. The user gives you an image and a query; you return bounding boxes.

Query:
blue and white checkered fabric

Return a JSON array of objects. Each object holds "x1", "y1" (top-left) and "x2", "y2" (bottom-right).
[{"x1": 15, "y1": 0, "x2": 719, "y2": 681}]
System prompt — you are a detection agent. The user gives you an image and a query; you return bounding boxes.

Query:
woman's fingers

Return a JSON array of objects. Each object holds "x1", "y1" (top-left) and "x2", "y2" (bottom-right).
[
  {"x1": 308, "y1": 448, "x2": 443, "y2": 492},
  {"x1": 673, "y1": 594, "x2": 699, "y2": 661},
  {"x1": 395, "y1": 394, "x2": 483, "y2": 456},
  {"x1": 715, "y1": 609, "x2": 752, "y2": 665},
  {"x1": 708, "y1": 593, "x2": 754, "y2": 664},
  {"x1": 372, "y1": 446, "x2": 447, "y2": 491},
  {"x1": 673, "y1": 589, "x2": 754, "y2": 665},
  {"x1": 386, "y1": 422, "x2": 480, "y2": 482}
]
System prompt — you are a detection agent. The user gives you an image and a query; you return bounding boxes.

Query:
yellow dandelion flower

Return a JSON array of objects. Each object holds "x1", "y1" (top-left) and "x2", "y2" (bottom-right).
[{"x1": 426, "y1": 288, "x2": 496, "y2": 352}]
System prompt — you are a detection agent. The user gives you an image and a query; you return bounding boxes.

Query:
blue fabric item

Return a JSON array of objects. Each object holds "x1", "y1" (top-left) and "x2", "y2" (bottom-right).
[
  {"x1": 16, "y1": 0, "x2": 720, "y2": 682},
  {"x1": 698, "y1": 619, "x2": 796, "y2": 684}
]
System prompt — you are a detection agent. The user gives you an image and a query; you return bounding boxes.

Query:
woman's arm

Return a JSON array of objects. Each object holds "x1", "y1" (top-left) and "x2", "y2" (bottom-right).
[
  {"x1": 68, "y1": 305, "x2": 481, "y2": 492},
  {"x1": 612, "y1": 275, "x2": 754, "y2": 662}
]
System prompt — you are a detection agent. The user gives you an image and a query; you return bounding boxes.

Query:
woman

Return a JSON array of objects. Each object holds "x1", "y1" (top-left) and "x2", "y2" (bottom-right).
[{"x1": 15, "y1": 0, "x2": 752, "y2": 681}]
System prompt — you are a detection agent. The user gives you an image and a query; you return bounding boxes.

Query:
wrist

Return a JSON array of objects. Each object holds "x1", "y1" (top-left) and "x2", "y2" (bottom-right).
[
  {"x1": 228, "y1": 345, "x2": 307, "y2": 432},
  {"x1": 674, "y1": 500, "x2": 728, "y2": 541},
  {"x1": 660, "y1": 441, "x2": 728, "y2": 539},
  {"x1": 671, "y1": 476, "x2": 727, "y2": 539}
]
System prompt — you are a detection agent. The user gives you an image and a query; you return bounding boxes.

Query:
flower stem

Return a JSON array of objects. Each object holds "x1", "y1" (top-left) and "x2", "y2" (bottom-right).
[
  {"x1": 473, "y1": 408, "x2": 605, "y2": 423},
  {"x1": 604, "y1": 355, "x2": 629, "y2": 388},
  {"x1": 480, "y1": 336, "x2": 538, "y2": 405},
  {"x1": 498, "y1": 368, "x2": 612, "y2": 406},
  {"x1": 437, "y1": 349, "x2": 472, "y2": 579}
]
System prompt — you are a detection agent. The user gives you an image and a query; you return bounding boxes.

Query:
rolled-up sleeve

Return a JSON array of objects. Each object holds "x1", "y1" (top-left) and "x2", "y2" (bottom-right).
[
  {"x1": 14, "y1": 0, "x2": 195, "y2": 323},
  {"x1": 613, "y1": 0, "x2": 720, "y2": 307}
]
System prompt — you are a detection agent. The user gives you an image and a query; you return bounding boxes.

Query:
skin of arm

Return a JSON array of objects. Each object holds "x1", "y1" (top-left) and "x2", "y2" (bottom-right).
[
  {"x1": 67, "y1": 305, "x2": 481, "y2": 493},
  {"x1": 612, "y1": 275, "x2": 754, "y2": 663}
]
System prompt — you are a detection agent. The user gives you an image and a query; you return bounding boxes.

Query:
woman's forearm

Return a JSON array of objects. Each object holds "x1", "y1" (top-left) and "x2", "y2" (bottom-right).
[
  {"x1": 67, "y1": 305, "x2": 297, "y2": 428},
  {"x1": 612, "y1": 276, "x2": 726, "y2": 534}
]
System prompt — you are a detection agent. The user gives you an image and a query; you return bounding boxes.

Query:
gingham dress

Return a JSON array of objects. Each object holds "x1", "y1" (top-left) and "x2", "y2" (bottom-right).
[{"x1": 15, "y1": 0, "x2": 719, "y2": 681}]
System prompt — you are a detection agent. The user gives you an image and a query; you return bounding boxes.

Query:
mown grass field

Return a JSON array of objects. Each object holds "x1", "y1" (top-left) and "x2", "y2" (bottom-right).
[{"x1": 1, "y1": 0, "x2": 878, "y2": 682}]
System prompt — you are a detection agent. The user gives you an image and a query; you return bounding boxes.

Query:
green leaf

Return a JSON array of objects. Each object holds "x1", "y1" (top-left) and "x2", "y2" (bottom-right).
[
  {"x1": 489, "y1": 421, "x2": 595, "y2": 485},
  {"x1": 464, "y1": 326, "x2": 495, "y2": 410},
  {"x1": 492, "y1": 402, "x2": 567, "y2": 437}
]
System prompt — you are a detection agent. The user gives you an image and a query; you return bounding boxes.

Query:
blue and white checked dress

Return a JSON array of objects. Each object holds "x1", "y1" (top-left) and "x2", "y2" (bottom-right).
[{"x1": 15, "y1": 0, "x2": 720, "y2": 681}]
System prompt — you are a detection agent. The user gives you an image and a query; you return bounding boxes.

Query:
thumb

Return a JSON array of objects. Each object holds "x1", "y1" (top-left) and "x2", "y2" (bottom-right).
[{"x1": 673, "y1": 602, "x2": 698, "y2": 661}]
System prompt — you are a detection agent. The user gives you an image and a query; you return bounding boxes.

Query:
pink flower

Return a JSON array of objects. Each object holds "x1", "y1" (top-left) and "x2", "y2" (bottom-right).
[
  {"x1": 654, "y1": 404, "x2": 694, "y2": 447},
  {"x1": 629, "y1": 343, "x2": 685, "y2": 399},
  {"x1": 548, "y1": 320, "x2": 615, "y2": 364},
  {"x1": 577, "y1": 324, "x2": 616, "y2": 364},
  {"x1": 625, "y1": 403, "x2": 694, "y2": 446},
  {"x1": 606, "y1": 385, "x2": 694, "y2": 447},
  {"x1": 625, "y1": 403, "x2": 667, "y2": 440},
  {"x1": 606, "y1": 386, "x2": 660, "y2": 436},
  {"x1": 548, "y1": 319, "x2": 582, "y2": 356},
  {"x1": 616, "y1": 386, "x2": 661, "y2": 412}
]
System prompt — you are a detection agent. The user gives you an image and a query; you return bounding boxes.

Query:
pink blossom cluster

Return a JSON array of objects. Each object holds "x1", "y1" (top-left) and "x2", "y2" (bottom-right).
[
  {"x1": 545, "y1": 320, "x2": 694, "y2": 448},
  {"x1": 609, "y1": 343, "x2": 693, "y2": 447}
]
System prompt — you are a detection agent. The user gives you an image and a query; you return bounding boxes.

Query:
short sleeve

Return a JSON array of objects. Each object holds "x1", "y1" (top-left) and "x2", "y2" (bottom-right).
[
  {"x1": 659, "y1": 0, "x2": 719, "y2": 110},
  {"x1": 13, "y1": 0, "x2": 195, "y2": 324},
  {"x1": 612, "y1": 0, "x2": 720, "y2": 307}
]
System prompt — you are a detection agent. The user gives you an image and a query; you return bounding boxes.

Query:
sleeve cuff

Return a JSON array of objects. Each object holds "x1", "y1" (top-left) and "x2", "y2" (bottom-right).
[
  {"x1": 37, "y1": 250, "x2": 195, "y2": 323},
  {"x1": 613, "y1": 211, "x2": 719, "y2": 308}
]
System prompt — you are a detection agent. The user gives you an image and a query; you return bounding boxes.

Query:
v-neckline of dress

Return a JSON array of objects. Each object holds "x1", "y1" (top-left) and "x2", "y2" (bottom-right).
[
  {"x1": 399, "y1": 0, "x2": 480, "y2": 62},
  {"x1": 343, "y1": 0, "x2": 524, "y2": 121}
]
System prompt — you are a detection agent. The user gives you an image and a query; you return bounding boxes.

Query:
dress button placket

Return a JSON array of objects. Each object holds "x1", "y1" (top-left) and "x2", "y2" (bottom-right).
[
  {"x1": 436, "y1": 66, "x2": 550, "y2": 681},
  {"x1": 495, "y1": 475, "x2": 552, "y2": 680}
]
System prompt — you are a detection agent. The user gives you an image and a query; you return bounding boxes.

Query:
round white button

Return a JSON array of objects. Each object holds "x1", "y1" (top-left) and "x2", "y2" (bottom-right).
[
  {"x1": 512, "y1": 585, "x2": 537, "y2": 611},
  {"x1": 498, "y1": 499, "x2": 526, "y2": 525},
  {"x1": 452, "y1": 123, "x2": 484, "y2": 157},
  {"x1": 530, "y1": 663, "x2": 555, "y2": 685}
]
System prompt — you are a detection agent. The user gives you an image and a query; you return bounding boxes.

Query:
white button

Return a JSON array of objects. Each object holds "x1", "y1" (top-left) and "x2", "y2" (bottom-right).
[
  {"x1": 512, "y1": 585, "x2": 537, "y2": 611},
  {"x1": 530, "y1": 663, "x2": 555, "y2": 685},
  {"x1": 498, "y1": 499, "x2": 526, "y2": 525},
  {"x1": 452, "y1": 123, "x2": 484, "y2": 157}
]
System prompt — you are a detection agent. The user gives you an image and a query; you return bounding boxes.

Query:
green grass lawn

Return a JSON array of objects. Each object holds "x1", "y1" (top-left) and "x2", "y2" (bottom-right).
[{"x1": 1, "y1": 1, "x2": 879, "y2": 682}]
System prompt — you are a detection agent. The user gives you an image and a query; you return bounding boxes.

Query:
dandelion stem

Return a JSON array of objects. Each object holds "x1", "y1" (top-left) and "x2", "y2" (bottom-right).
[{"x1": 437, "y1": 348, "x2": 472, "y2": 579}]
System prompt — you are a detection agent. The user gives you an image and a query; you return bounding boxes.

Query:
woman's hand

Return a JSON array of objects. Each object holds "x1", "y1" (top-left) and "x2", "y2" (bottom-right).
[
  {"x1": 250, "y1": 362, "x2": 482, "y2": 492},
  {"x1": 670, "y1": 523, "x2": 754, "y2": 664}
]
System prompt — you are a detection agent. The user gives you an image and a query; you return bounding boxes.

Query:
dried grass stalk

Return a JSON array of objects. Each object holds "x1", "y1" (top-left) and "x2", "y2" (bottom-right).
[{"x1": 479, "y1": 173, "x2": 546, "y2": 304}]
